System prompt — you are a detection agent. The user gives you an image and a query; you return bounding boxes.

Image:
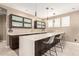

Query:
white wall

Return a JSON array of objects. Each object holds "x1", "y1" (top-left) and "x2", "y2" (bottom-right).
[{"x1": 46, "y1": 11, "x2": 79, "y2": 43}]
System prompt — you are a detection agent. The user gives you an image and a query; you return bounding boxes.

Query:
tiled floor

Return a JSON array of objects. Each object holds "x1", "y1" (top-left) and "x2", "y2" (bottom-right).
[
  {"x1": 58, "y1": 42, "x2": 79, "y2": 56},
  {"x1": 43, "y1": 41, "x2": 79, "y2": 56},
  {"x1": 0, "y1": 41, "x2": 79, "y2": 56},
  {"x1": 0, "y1": 41, "x2": 17, "y2": 56}
]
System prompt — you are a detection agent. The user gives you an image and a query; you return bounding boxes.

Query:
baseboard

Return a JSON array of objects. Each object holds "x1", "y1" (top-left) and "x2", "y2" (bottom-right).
[{"x1": 65, "y1": 41, "x2": 79, "y2": 46}]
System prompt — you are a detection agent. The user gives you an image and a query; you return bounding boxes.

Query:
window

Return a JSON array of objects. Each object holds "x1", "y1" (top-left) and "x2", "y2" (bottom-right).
[
  {"x1": 61, "y1": 16, "x2": 70, "y2": 27},
  {"x1": 47, "y1": 16, "x2": 70, "y2": 28},
  {"x1": 47, "y1": 19, "x2": 53, "y2": 28},
  {"x1": 54, "y1": 18, "x2": 60, "y2": 27}
]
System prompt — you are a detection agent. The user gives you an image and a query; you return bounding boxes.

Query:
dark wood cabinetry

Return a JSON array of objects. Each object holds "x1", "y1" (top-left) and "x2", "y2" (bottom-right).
[
  {"x1": 9, "y1": 36, "x2": 19, "y2": 50},
  {"x1": 35, "y1": 37, "x2": 50, "y2": 56},
  {"x1": 9, "y1": 14, "x2": 32, "y2": 28},
  {"x1": 34, "y1": 21, "x2": 46, "y2": 29},
  {"x1": 35, "y1": 40, "x2": 42, "y2": 56}
]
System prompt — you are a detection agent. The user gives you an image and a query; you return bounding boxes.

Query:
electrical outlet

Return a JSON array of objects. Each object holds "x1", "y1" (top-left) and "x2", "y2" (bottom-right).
[{"x1": 74, "y1": 39, "x2": 77, "y2": 42}]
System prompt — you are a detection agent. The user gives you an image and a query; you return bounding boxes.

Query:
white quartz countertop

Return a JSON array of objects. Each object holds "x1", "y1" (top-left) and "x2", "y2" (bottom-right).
[
  {"x1": 19, "y1": 32, "x2": 64, "y2": 41},
  {"x1": 8, "y1": 31, "x2": 47, "y2": 36}
]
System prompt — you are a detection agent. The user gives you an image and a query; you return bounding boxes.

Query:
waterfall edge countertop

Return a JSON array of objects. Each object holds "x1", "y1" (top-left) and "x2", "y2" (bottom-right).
[
  {"x1": 19, "y1": 32, "x2": 64, "y2": 41},
  {"x1": 19, "y1": 32, "x2": 65, "y2": 56}
]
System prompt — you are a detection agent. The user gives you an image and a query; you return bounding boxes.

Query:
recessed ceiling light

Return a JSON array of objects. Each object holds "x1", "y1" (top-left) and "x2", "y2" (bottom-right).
[
  {"x1": 72, "y1": 8, "x2": 75, "y2": 10},
  {"x1": 53, "y1": 13, "x2": 55, "y2": 15},
  {"x1": 51, "y1": 8, "x2": 54, "y2": 10},
  {"x1": 46, "y1": 7, "x2": 49, "y2": 10}
]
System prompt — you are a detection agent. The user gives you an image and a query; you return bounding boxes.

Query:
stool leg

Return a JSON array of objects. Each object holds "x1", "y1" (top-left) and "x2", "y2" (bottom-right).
[
  {"x1": 60, "y1": 41, "x2": 63, "y2": 52},
  {"x1": 54, "y1": 47, "x2": 58, "y2": 56},
  {"x1": 49, "y1": 49, "x2": 52, "y2": 56},
  {"x1": 48, "y1": 47, "x2": 58, "y2": 56}
]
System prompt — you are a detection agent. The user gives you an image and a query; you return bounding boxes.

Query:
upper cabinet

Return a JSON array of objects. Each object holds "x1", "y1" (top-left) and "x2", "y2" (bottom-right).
[
  {"x1": 9, "y1": 14, "x2": 32, "y2": 28},
  {"x1": 12, "y1": 15, "x2": 23, "y2": 22},
  {"x1": 11, "y1": 15, "x2": 23, "y2": 27},
  {"x1": 34, "y1": 21, "x2": 46, "y2": 29},
  {"x1": 23, "y1": 18, "x2": 32, "y2": 28},
  {"x1": 41, "y1": 22, "x2": 46, "y2": 29}
]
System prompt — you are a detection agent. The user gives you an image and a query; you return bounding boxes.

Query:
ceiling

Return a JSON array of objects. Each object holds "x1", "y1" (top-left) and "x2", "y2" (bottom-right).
[
  {"x1": 0, "y1": 7, "x2": 7, "y2": 15},
  {"x1": 1, "y1": 3, "x2": 79, "y2": 18}
]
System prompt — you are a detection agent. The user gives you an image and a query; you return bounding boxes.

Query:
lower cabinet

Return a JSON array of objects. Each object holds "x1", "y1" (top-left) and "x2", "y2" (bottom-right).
[
  {"x1": 35, "y1": 37, "x2": 50, "y2": 56},
  {"x1": 35, "y1": 40, "x2": 42, "y2": 56},
  {"x1": 9, "y1": 36, "x2": 19, "y2": 50}
]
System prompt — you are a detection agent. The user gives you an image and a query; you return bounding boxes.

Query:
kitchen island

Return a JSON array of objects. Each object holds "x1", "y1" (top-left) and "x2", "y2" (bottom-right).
[
  {"x1": 8, "y1": 31, "x2": 47, "y2": 50},
  {"x1": 19, "y1": 32, "x2": 64, "y2": 56}
]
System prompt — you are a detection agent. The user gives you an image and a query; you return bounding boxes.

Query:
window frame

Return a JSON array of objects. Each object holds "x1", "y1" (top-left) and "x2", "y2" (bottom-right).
[
  {"x1": 53, "y1": 18, "x2": 61, "y2": 27},
  {"x1": 61, "y1": 16, "x2": 70, "y2": 27},
  {"x1": 47, "y1": 19, "x2": 54, "y2": 28},
  {"x1": 47, "y1": 16, "x2": 70, "y2": 28}
]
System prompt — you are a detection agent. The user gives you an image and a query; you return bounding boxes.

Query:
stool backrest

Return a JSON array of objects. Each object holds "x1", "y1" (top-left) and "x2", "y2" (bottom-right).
[
  {"x1": 48, "y1": 36, "x2": 55, "y2": 44},
  {"x1": 59, "y1": 34, "x2": 63, "y2": 39}
]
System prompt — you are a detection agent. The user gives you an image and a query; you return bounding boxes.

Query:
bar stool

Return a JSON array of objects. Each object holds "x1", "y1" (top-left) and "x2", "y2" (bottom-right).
[
  {"x1": 55, "y1": 33, "x2": 64, "y2": 52},
  {"x1": 41, "y1": 36, "x2": 58, "y2": 56}
]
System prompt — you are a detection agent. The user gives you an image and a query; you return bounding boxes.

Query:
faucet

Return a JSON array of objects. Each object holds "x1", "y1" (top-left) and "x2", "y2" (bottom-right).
[{"x1": 42, "y1": 29, "x2": 45, "y2": 32}]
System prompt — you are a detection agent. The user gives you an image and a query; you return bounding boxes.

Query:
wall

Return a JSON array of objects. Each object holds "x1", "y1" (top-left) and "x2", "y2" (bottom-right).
[
  {"x1": 2, "y1": 15, "x2": 6, "y2": 41},
  {"x1": 0, "y1": 15, "x2": 3, "y2": 41},
  {"x1": 46, "y1": 11, "x2": 79, "y2": 43}
]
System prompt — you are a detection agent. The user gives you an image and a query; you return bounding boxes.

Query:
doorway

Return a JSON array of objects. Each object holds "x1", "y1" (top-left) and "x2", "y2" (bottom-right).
[{"x1": 0, "y1": 7, "x2": 7, "y2": 42}]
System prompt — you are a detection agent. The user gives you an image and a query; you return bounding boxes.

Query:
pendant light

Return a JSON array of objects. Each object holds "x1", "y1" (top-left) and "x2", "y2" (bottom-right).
[
  {"x1": 35, "y1": 10, "x2": 37, "y2": 16},
  {"x1": 34, "y1": 4, "x2": 37, "y2": 17},
  {"x1": 46, "y1": 7, "x2": 49, "y2": 20}
]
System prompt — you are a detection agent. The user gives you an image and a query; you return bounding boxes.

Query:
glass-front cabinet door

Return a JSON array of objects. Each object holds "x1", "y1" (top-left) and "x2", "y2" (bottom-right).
[
  {"x1": 41, "y1": 25, "x2": 45, "y2": 29},
  {"x1": 24, "y1": 23, "x2": 32, "y2": 28},
  {"x1": 24, "y1": 18, "x2": 32, "y2": 23},
  {"x1": 37, "y1": 25, "x2": 42, "y2": 28},
  {"x1": 12, "y1": 22, "x2": 23, "y2": 27},
  {"x1": 37, "y1": 21, "x2": 41, "y2": 25},
  {"x1": 34, "y1": 21, "x2": 46, "y2": 29},
  {"x1": 23, "y1": 18, "x2": 32, "y2": 28},
  {"x1": 10, "y1": 14, "x2": 23, "y2": 28},
  {"x1": 41, "y1": 22, "x2": 45, "y2": 29},
  {"x1": 12, "y1": 15, "x2": 23, "y2": 22}
]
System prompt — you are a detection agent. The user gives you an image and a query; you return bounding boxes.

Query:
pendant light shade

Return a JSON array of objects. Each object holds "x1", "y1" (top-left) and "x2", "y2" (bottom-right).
[
  {"x1": 35, "y1": 11, "x2": 37, "y2": 16},
  {"x1": 46, "y1": 7, "x2": 49, "y2": 20}
]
